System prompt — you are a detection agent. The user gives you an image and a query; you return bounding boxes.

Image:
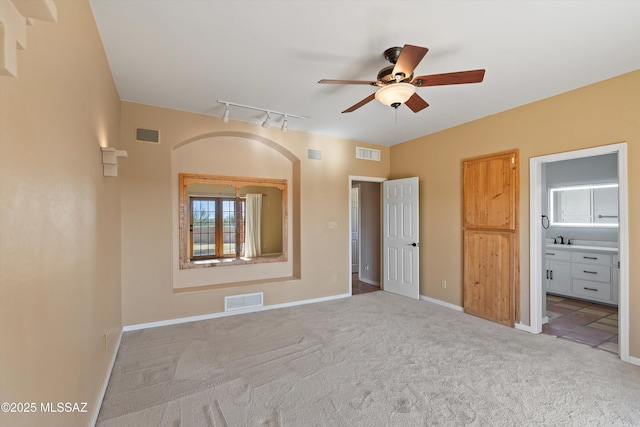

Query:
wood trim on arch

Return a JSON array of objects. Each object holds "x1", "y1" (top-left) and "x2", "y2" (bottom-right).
[{"x1": 178, "y1": 173, "x2": 288, "y2": 270}]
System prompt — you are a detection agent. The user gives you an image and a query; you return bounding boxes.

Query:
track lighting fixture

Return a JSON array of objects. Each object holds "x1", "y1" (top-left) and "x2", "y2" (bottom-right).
[
  {"x1": 261, "y1": 112, "x2": 271, "y2": 128},
  {"x1": 217, "y1": 100, "x2": 307, "y2": 132}
]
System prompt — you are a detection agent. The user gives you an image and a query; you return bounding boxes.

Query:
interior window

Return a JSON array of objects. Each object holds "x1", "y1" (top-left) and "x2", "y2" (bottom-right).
[
  {"x1": 190, "y1": 197, "x2": 245, "y2": 259},
  {"x1": 179, "y1": 173, "x2": 287, "y2": 269}
]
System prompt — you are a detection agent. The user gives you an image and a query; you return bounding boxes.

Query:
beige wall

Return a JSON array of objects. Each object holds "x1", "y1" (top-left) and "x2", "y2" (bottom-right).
[
  {"x1": 119, "y1": 102, "x2": 390, "y2": 325},
  {"x1": 0, "y1": 1, "x2": 122, "y2": 426},
  {"x1": 390, "y1": 70, "x2": 640, "y2": 358}
]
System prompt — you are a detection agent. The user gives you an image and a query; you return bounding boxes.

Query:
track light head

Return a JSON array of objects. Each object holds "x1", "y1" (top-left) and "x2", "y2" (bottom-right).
[
  {"x1": 262, "y1": 112, "x2": 271, "y2": 128},
  {"x1": 216, "y1": 100, "x2": 307, "y2": 128},
  {"x1": 222, "y1": 104, "x2": 230, "y2": 123}
]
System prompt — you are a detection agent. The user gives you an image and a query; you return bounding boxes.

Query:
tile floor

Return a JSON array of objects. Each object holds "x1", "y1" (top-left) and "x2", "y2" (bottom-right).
[
  {"x1": 352, "y1": 273, "x2": 380, "y2": 295},
  {"x1": 543, "y1": 294, "x2": 618, "y2": 354}
]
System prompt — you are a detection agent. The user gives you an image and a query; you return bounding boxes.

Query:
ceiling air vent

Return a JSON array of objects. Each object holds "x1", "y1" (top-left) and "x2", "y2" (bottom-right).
[
  {"x1": 135, "y1": 128, "x2": 160, "y2": 144},
  {"x1": 356, "y1": 147, "x2": 381, "y2": 161}
]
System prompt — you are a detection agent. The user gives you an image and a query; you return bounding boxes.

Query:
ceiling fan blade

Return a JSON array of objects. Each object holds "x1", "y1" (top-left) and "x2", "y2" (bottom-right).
[
  {"x1": 405, "y1": 93, "x2": 429, "y2": 113},
  {"x1": 412, "y1": 69, "x2": 486, "y2": 86},
  {"x1": 392, "y1": 44, "x2": 428, "y2": 80},
  {"x1": 342, "y1": 93, "x2": 376, "y2": 113},
  {"x1": 318, "y1": 79, "x2": 376, "y2": 85}
]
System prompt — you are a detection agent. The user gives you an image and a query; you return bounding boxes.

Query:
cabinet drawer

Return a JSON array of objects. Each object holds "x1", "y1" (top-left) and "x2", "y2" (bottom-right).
[
  {"x1": 572, "y1": 279, "x2": 612, "y2": 301},
  {"x1": 545, "y1": 250, "x2": 571, "y2": 260},
  {"x1": 571, "y1": 263, "x2": 610, "y2": 282},
  {"x1": 570, "y1": 251, "x2": 611, "y2": 266}
]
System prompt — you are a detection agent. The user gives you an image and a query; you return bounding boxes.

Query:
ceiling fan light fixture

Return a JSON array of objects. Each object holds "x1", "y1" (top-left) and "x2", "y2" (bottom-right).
[{"x1": 375, "y1": 83, "x2": 415, "y2": 108}]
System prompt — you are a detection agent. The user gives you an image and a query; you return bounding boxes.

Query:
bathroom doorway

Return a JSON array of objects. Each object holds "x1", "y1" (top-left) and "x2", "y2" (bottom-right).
[{"x1": 529, "y1": 143, "x2": 630, "y2": 362}]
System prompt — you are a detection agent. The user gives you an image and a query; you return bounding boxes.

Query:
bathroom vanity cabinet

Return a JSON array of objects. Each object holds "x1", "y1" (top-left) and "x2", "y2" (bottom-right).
[{"x1": 545, "y1": 245, "x2": 618, "y2": 305}]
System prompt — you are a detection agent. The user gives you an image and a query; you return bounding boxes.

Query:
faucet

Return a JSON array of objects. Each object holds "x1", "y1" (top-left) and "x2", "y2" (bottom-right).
[{"x1": 556, "y1": 235, "x2": 564, "y2": 244}]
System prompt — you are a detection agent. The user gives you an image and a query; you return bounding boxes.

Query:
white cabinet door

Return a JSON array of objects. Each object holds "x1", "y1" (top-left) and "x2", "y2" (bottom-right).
[{"x1": 548, "y1": 260, "x2": 571, "y2": 294}]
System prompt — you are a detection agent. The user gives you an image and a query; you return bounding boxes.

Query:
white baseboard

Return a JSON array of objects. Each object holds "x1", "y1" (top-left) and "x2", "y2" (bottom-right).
[
  {"x1": 628, "y1": 355, "x2": 640, "y2": 367},
  {"x1": 91, "y1": 327, "x2": 123, "y2": 427},
  {"x1": 419, "y1": 295, "x2": 463, "y2": 312},
  {"x1": 123, "y1": 293, "x2": 351, "y2": 332},
  {"x1": 514, "y1": 322, "x2": 536, "y2": 333}
]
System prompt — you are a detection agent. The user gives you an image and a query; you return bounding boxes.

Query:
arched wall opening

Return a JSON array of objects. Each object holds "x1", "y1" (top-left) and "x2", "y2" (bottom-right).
[{"x1": 171, "y1": 131, "x2": 301, "y2": 289}]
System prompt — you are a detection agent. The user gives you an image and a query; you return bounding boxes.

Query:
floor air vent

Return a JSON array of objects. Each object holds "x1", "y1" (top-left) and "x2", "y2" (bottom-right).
[{"x1": 225, "y1": 292, "x2": 264, "y2": 311}]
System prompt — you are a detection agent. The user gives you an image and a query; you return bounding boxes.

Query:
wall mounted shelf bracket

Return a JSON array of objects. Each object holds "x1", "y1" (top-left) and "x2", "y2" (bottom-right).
[{"x1": 101, "y1": 147, "x2": 128, "y2": 177}]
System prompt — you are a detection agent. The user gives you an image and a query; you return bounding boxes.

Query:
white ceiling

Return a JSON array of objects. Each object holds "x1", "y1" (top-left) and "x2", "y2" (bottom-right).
[{"x1": 89, "y1": 1, "x2": 640, "y2": 146}]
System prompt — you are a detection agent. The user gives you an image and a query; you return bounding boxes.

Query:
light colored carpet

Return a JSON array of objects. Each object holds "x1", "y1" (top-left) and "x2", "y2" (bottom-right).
[{"x1": 97, "y1": 292, "x2": 640, "y2": 426}]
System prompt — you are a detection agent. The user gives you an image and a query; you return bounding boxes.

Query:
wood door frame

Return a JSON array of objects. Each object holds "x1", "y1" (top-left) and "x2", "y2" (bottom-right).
[
  {"x1": 348, "y1": 176, "x2": 386, "y2": 296},
  {"x1": 529, "y1": 143, "x2": 631, "y2": 364}
]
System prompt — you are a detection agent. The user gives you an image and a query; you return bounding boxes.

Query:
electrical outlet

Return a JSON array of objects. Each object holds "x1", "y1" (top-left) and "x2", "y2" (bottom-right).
[
  {"x1": 441, "y1": 280, "x2": 447, "y2": 289},
  {"x1": 364, "y1": 264, "x2": 369, "y2": 271},
  {"x1": 104, "y1": 332, "x2": 108, "y2": 349},
  {"x1": 332, "y1": 275, "x2": 337, "y2": 283}
]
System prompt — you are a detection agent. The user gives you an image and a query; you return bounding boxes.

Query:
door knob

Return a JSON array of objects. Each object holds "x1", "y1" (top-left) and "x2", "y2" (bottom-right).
[{"x1": 411, "y1": 242, "x2": 420, "y2": 247}]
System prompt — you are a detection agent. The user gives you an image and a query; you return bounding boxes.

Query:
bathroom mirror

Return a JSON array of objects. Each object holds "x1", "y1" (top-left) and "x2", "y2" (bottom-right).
[
  {"x1": 549, "y1": 183, "x2": 618, "y2": 227},
  {"x1": 179, "y1": 173, "x2": 287, "y2": 269}
]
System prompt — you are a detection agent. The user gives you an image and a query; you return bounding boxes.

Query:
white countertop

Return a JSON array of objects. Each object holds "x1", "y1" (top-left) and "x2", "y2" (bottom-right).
[{"x1": 545, "y1": 243, "x2": 618, "y2": 253}]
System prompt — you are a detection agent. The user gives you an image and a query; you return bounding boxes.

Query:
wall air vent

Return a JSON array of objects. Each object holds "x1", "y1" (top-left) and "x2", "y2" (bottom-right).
[
  {"x1": 308, "y1": 149, "x2": 322, "y2": 160},
  {"x1": 135, "y1": 128, "x2": 160, "y2": 144},
  {"x1": 356, "y1": 147, "x2": 381, "y2": 161},
  {"x1": 224, "y1": 292, "x2": 264, "y2": 311}
]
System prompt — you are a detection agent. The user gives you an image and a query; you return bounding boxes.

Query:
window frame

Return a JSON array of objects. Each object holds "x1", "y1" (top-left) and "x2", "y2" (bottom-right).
[
  {"x1": 179, "y1": 173, "x2": 287, "y2": 269},
  {"x1": 190, "y1": 197, "x2": 245, "y2": 260}
]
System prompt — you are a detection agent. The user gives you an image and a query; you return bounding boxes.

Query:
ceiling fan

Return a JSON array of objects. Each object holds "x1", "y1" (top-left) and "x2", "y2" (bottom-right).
[{"x1": 318, "y1": 44, "x2": 485, "y2": 113}]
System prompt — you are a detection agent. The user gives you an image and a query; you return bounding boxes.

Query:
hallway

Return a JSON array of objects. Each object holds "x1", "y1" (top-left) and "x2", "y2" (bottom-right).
[{"x1": 352, "y1": 273, "x2": 380, "y2": 295}]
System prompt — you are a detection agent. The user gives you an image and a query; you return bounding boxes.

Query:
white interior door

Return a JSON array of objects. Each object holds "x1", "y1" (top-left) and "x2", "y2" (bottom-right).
[
  {"x1": 383, "y1": 177, "x2": 419, "y2": 299},
  {"x1": 351, "y1": 186, "x2": 360, "y2": 274}
]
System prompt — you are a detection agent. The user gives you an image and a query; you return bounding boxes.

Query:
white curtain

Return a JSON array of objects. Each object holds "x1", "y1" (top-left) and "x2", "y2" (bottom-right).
[{"x1": 245, "y1": 194, "x2": 262, "y2": 258}]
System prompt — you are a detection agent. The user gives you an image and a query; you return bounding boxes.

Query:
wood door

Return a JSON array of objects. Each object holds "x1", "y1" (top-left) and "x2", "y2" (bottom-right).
[
  {"x1": 463, "y1": 151, "x2": 519, "y2": 326},
  {"x1": 383, "y1": 177, "x2": 419, "y2": 299},
  {"x1": 463, "y1": 152, "x2": 516, "y2": 230}
]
